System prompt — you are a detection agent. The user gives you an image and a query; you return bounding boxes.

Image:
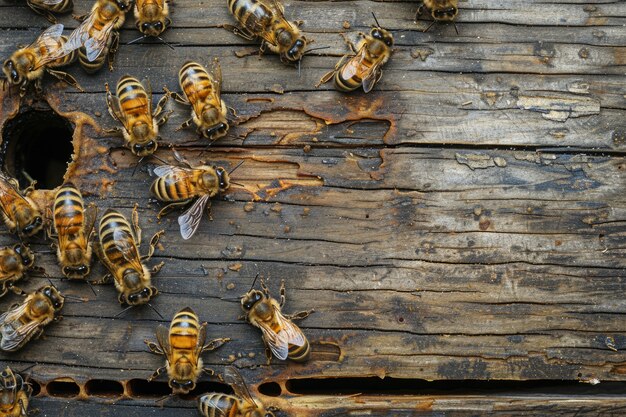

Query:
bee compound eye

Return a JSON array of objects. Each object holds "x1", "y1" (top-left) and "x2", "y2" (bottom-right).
[
  {"x1": 155, "y1": 21, "x2": 163, "y2": 30},
  {"x1": 142, "y1": 22, "x2": 150, "y2": 31}
]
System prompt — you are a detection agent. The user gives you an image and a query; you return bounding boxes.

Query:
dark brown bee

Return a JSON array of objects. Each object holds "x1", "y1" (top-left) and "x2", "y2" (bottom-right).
[
  {"x1": 1, "y1": 24, "x2": 82, "y2": 96},
  {"x1": 167, "y1": 60, "x2": 229, "y2": 141},
  {"x1": 0, "y1": 366, "x2": 33, "y2": 417},
  {"x1": 52, "y1": 183, "x2": 97, "y2": 280},
  {"x1": 0, "y1": 244, "x2": 35, "y2": 298},
  {"x1": 225, "y1": 0, "x2": 310, "y2": 65},
  {"x1": 416, "y1": 0, "x2": 459, "y2": 33},
  {"x1": 96, "y1": 206, "x2": 164, "y2": 306},
  {"x1": 241, "y1": 277, "x2": 312, "y2": 363},
  {"x1": 105, "y1": 75, "x2": 170, "y2": 157},
  {"x1": 0, "y1": 173, "x2": 43, "y2": 239},
  {"x1": 0, "y1": 285, "x2": 64, "y2": 352},
  {"x1": 145, "y1": 307, "x2": 230, "y2": 394},
  {"x1": 317, "y1": 17, "x2": 393, "y2": 93},
  {"x1": 134, "y1": 0, "x2": 171, "y2": 37},
  {"x1": 198, "y1": 367, "x2": 278, "y2": 417}
]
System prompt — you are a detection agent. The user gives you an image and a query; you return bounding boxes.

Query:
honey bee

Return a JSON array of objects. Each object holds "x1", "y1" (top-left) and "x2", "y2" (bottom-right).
[
  {"x1": 145, "y1": 307, "x2": 230, "y2": 394},
  {"x1": 52, "y1": 183, "x2": 97, "y2": 280},
  {"x1": 0, "y1": 366, "x2": 32, "y2": 417},
  {"x1": 241, "y1": 277, "x2": 312, "y2": 364},
  {"x1": 1, "y1": 24, "x2": 82, "y2": 96},
  {"x1": 0, "y1": 173, "x2": 43, "y2": 239},
  {"x1": 199, "y1": 367, "x2": 278, "y2": 417},
  {"x1": 0, "y1": 285, "x2": 64, "y2": 352},
  {"x1": 25, "y1": 0, "x2": 73, "y2": 24},
  {"x1": 224, "y1": 0, "x2": 310, "y2": 65},
  {"x1": 150, "y1": 152, "x2": 236, "y2": 240},
  {"x1": 166, "y1": 60, "x2": 229, "y2": 141},
  {"x1": 105, "y1": 75, "x2": 170, "y2": 157},
  {"x1": 134, "y1": 0, "x2": 171, "y2": 37},
  {"x1": 95, "y1": 206, "x2": 164, "y2": 306},
  {"x1": 0, "y1": 244, "x2": 35, "y2": 298},
  {"x1": 416, "y1": 0, "x2": 459, "y2": 33},
  {"x1": 317, "y1": 15, "x2": 393, "y2": 93},
  {"x1": 72, "y1": 0, "x2": 130, "y2": 73}
]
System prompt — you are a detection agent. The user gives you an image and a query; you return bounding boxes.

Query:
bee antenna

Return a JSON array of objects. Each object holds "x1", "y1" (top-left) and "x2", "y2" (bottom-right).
[
  {"x1": 298, "y1": 59, "x2": 301, "y2": 78},
  {"x1": 150, "y1": 154, "x2": 168, "y2": 165},
  {"x1": 453, "y1": 22, "x2": 459, "y2": 35},
  {"x1": 249, "y1": 273, "x2": 260, "y2": 291},
  {"x1": 304, "y1": 46, "x2": 330, "y2": 54},
  {"x1": 220, "y1": 297, "x2": 240, "y2": 302},
  {"x1": 47, "y1": 278, "x2": 55, "y2": 288},
  {"x1": 228, "y1": 160, "x2": 245, "y2": 175},
  {"x1": 86, "y1": 281, "x2": 98, "y2": 297},
  {"x1": 155, "y1": 392, "x2": 174, "y2": 406},
  {"x1": 230, "y1": 181, "x2": 245, "y2": 187},
  {"x1": 64, "y1": 294, "x2": 88, "y2": 302},
  {"x1": 371, "y1": 12, "x2": 381, "y2": 28},
  {"x1": 132, "y1": 157, "x2": 145, "y2": 177},
  {"x1": 127, "y1": 35, "x2": 147, "y2": 45},
  {"x1": 147, "y1": 302, "x2": 164, "y2": 319},
  {"x1": 157, "y1": 36, "x2": 175, "y2": 51},
  {"x1": 423, "y1": 20, "x2": 436, "y2": 33},
  {"x1": 114, "y1": 304, "x2": 134, "y2": 318}
]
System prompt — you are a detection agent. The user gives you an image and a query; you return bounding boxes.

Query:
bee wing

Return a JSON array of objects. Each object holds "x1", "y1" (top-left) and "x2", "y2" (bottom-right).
[
  {"x1": 223, "y1": 367, "x2": 258, "y2": 408},
  {"x1": 339, "y1": 47, "x2": 366, "y2": 81},
  {"x1": 152, "y1": 165, "x2": 189, "y2": 178},
  {"x1": 207, "y1": 60, "x2": 222, "y2": 104},
  {"x1": 40, "y1": 0, "x2": 64, "y2": 4},
  {"x1": 29, "y1": 24, "x2": 72, "y2": 68},
  {"x1": 85, "y1": 19, "x2": 117, "y2": 62},
  {"x1": 155, "y1": 324, "x2": 172, "y2": 356},
  {"x1": 141, "y1": 78, "x2": 152, "y2": 114},
  {"x1": 29, "y1": 23, "x2": 64, "y2": 46},
  {"x1": 0, "y1": 303, "x2": 38, "y2": 352},
  {"x1": 276, "y1": 309, "x2": 306, "y2": 347},
  {"x1": 0, "y1": 302, "x2": 28, "y2": 327},
  {"x1": 177, "y1": 194, "x2": 210, "y2": 240},
  {"x1": 361, "y1": 62, "x2": 383, "y2": 93},
  {"x1": 256, "y1": 319, "x2": 289, "y2": 360},
  {"x1": 106, "y1": 88, "x2": 127, "y2": 129},
  {"x1": 111, "y1": 228, "x2": 144, "y2": 271}
]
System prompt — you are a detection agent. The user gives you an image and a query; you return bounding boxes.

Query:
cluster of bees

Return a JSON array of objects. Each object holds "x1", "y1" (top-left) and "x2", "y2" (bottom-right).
[{"x1": 0, "y1": 0, "x2": 460, "y2": 415}]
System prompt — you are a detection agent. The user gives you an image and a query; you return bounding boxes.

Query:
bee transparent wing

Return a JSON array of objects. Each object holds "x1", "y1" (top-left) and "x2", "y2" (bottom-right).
[
  {"x1": 223, "y1": 367, "x2": 259, "y2": 408},
  {"x1": 141, "y1": 78, "x2": 152, "y2": 114},
  {"x1": 177, "y1": 194, "x2": 210, "y2": 240},
  {"x1": 276, "y1": 310, "x2": 306, "y2": 347},
  {"x1": 85, "y1": 19, "x2": 117, "y2": 62},
  {"x1": 152, "y1": 165, "x2": 188, "y2": 178},
  {"x1": 257, "y1": 320, "x2": 289, "y2": 360},
  {"x1": 40, "y1": 0, "x2": 65, "y2": 4},
  {"x1": 31, "y1": 23, "x2": 64, "y2": 45},
  {"x1": 155, "y1": 324, "x2": 172, "y2": 356},
  {"x1": 361, "y1": 62, "x2": 383, "y2": 93},
  {"x1": 339, "y1": 47, "x2": 366, "y2": 81},
  {"x1": 208, "y1": 60, "x2": 222, "y2": 104},
  {"x1": 111, "y1": 228, "x2": 144, "y2": 271},
  {"x1": 106, "y1": 89, "x2": 127, "y2": 128},
  {"x1": 0, "y1": 302, "x2": 38, "y2": 352},
  {"x1": 30, "y1": 24, "x2": 75, "y2": 68}
]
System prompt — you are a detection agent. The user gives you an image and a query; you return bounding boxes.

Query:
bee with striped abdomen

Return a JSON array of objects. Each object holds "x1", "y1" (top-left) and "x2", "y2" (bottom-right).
[
  {"x1": 0, "y1": 285, "x2": 64, "y2": 352},
  {"x1": 96, "y1": 206, "x2": 164, "y2": 306},
  {"x1": 317, "y1": 14, "x2": 393, "y2": 93},
  {"x1": 52, "y1": 183, "x2": 97, "y2": 280},
  {"x1": 0, "y1": 244, "x2": 35, "y2": 298},
  {"x1": 199, "y1": 366, "x2": 277, "y2": 417},
  {"x1": 145, "y1": 307, "x2": 230, "y2": 394},
  {"x1": 166, "y1": 60, "x2": 229, "y2": 142},
  {"x1": 1, "y1": 24, "x2": 82, "y2": 96},
  {"x1": 224, "y1": 0, "x2": 310, "y2": 65},
  {"x1": 150, "y1": 151, "x2": 235, "y2": 240},
  {"x1": 134, "y1": 0, "x2": 171, "y2": 37},
  {"x1": 72, "y1": 0, "x2": 130, "y2": 73},
  {"x1": 416, "y1": 0, "x2": 459, "y2": 33},
  {"x1": 25, "y1": 0, "x2": 73, "y2": 24},
  {"x1": 241, "y1": 277, "x2": 312, "y2": 364},
  {"x1": 105, "y1": 76, "x2": 170, "y2": 157},
  {"x1": 0, "y1": 173, "x2": 43, "y2": 239},
  {"x1": 0, "y1": 366, "x2": 33, "y2": 417}
]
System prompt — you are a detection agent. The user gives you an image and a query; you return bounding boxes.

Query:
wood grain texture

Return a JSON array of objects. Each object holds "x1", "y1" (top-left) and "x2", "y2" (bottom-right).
[{"x1": 0, "y1": 0, "x2": 625, "y2": 415}]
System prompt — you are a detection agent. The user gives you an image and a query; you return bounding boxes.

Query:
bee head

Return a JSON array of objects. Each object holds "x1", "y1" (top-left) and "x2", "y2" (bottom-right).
[
  {"x1": 41, "y1": 285, "x2": 64, "y2": 311},
  {"x1": 284, "y1": 36, "x2": 307, "y2": 62},
  {"x1": 12, "y1": 244, "x2": 34, "y2": 267},
  {"x1": 241, "y1": 289, "x2": 264, "y2": 312},
  {"x1": 21, "y1": 215, "x2": 43, "y2": 237},
  {"x1": 138, "y1": 20, "x2": 167, "y2": 37},
  {"x1": 115, "y1": 0, "x2": 131, "y2": 11},
  {"x1": 62, "y1": 265, "x2": 90, "y2": 279},
  {"x1": 433, "y1": 6, "x2": 458, "y2": 20},
  {"x1": 370, "y1": 27, "x2": 394, "y2": 47},
  {"x1": 201, "y1": 107, "x2": 229, "y2": 141},
  {"x1": 214, "y1": 167, "x2": 230, "y2": 192},
  {"x1": 169, "y1": 378, "x2": 195, "y2": 394},
  {"x1": 2, "y1": 59, "x2": 21, "y2": 85},
  {"x1": 132, "y1": 140, "x2": 158, "y2": 157},
  {"x1": 203, "y1": 122, "x2": 228, "y2": 141}
]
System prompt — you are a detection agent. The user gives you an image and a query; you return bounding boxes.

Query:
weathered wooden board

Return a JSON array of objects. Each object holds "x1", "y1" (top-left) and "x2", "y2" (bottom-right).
[{"x1": 0, "y1": 0, "x2": 625, "y2": 415}]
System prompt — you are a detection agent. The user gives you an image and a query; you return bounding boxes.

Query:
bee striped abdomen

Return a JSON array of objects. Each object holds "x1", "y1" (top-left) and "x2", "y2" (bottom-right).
[
  {"x1": 45, "y1": 0, "x2": 73, "y2": 13},
  {"x1": 228, "y1": 0, "x2": 272, "y2": 31},
  {"x1": 180, "y1": 62, "x2": 213, "y2": 104},
  {"x1": 54, "y1": 184, "x2": 84, "y2": 235},
  {"x1": 99, "y1": 209, "x2": 135, "y2": 266},
  {"x1": 170, "y1": 307, "x2": 200, "y2": 349},
  {"x1": 288, "y1": 338, "x2": 310, "y2": 362},
  {"x1": 117, "y1": 76, "x2": 150, "y2": 119},
  {"x1": 198, "y1": 393, "x2": 239, "y2": 417},
  {"x1": 150, "y1": 173, "x2": 195, "y2": 203},
  {"x1": 78, "y1": 41, "x2": 109, "y2": 73}
]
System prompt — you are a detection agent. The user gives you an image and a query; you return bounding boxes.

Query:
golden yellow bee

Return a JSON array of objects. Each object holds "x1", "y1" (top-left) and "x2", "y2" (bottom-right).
[
  {"x1": 105, "y1": 75, "x2": 170, "y2": 157},
  {"x1": 25, "y1": 0, "x2": 73, "y2": 24},
  {"x1": 1, "y1": 24, "x2": 82, "y2": 96},
  {"x1": 416, "y1": 0, "x2": 459, "y2": 33},
  {"x1": 145, "y1": 307, "x2": 230, "y2": 394},
  {"x1": 0, "y1": 367, "x2": 32, "y2": 417},
  {"x1": 72, "y1": 0, "x2": 130, "y2": 73},
  {"x1": 225, "y1": 0, "x2": 310, "y2": 65},
  {"x1": 0, "y1": 173, "x2": 43, "y2": 239},
  {"x1": 317, "y1": 16, "x2": 393, "y2": 93},
  {"x1": 150, "y1": 152, "x2": 235, "y2": 240},
  {"x1": 52, "y1": 183, "x2": 97, "y2": 280},
  {"x1": 134, "y1": 0, "x2": 171, "y2": 37},
  {"x1": 0, "y1": 285, "x2": 64, "y2": 352},
  {"x1": 0, "y1": 244, "x2": 35, "y2": 298},
  {"x1": 96, "y1": 206, "x2": 164, "y2": 306},
  {"x1": 166, "y1": 60, "x2": 229, "y2": 141},
  {"x1": 241, "y1": 277, "x2": 312, "y2": 363},
  {"x1": 199, "y1": 367, "x2": 278, "y2": 417}
]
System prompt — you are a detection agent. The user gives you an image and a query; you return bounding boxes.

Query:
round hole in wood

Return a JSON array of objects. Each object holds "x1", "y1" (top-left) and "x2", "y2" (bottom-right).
[
  {"x1": 84, "y1": 379, "x2": 124, "y2": 397},
  {"x1": 126, "y1": 378, "x2": 170, "y2": 398},
  {"x1": 258, "y1": 381, "x2": 282, "y2": 397},
  {"x1": 28, "y1": 379, "x2": 41, "y2": 396},
  {"x1": 1, "y1": 108, "x2": 74, "y2": 189},
  {"x1": 46, "y1": 379, "x2": 80, "y2": 397}
]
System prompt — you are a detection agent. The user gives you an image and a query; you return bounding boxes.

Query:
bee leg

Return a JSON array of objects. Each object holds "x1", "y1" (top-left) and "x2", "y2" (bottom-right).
[
  {"x1": 279, "y1": 279, "x2": 286, "y2": 307},
  {"x1": 340, "y1": 33, "x2": 358, "y2": 54},
  {"x1": 205, "y1": 200, "x2": 212, "y2": 221},
  {"x1": 202, "y1": 337, "x2": 231, "y2": 352},
  {"x1": 260, "y1": 278, "x2": 270, "y2": 296},
  {"x1": 201, "y1": 368, "x2": 215, "y2": 376},
  {"x1": 144, "y1": 339, "x2": 164, "y2": 355},
  {"x1": 163, "y1": 87, "x2": 190, "y2": 105},
  {"x1": 294, "y1": 20, "x2": 303, "y2": 27},
  {"x1": 147, "y1": 366, "x2": 167, "y2": 381},
  {"x1": 46, "y1": 68, "x2": 84, "y2": 92},
  {"x1": 415, "y1": 3, "x2": 425, "y2": 21},
  {"x1": 156, "y1": 110, "x2": 173, "y2": 127},
  {"x1": 316, "y1": 70, "x2": 335, "y2": 88},
  {"x1": 176, "y1": 118, "x2": 194, "y2": 132},
  {"x1": 264, "y1": 346, "x2": 273, "y2": 365},
  {"x1": 131, "y1": 203, "x2": 142, "y2": 245},
  {"x1": 9, "y1": 285, "x2": 24, "y2": 296},
  {"x1": 0, "y1": 285, "x2": 8, "y2": 298},
  {"x1": 220, "y1": 24, "x2": 256, "y2": 41},
  {"x1": 73, "y1": 13, "x2": 88, "y2": 21},
  {"x1": 287, "y1": 309, "x2": 314, "y2": 321},
  {"x1": 107, "y1": 31, "x2": 120, "y2": 72},
  {"x1": 26, "y1": 1, "x2": 57, "y2": 24},
  {"x1": 92, "y1": 273, "x2": 112, "y2": 285},
  {"x1": 157, "y1": 201, "x2": 190, "y2": 219},
  {"x1": 150, "y1": 262, "x2": 165, "y2": 275},
  {"x1": 142, "y1": 230, "x2": 164, "y2": 261}
]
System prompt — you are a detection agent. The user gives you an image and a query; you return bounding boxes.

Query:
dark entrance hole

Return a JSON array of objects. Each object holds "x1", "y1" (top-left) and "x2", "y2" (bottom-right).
[
  {"x1": 126, "y1": 379, "x2": 171, "y2": 398},
  {"x1": 28, "y1": 379, "x2": 41, "y2": 396},
  {"x1": 258, "y1": 381, "x2": 282, "y2": 397},
  {"x1": 2, "y1": 109, "x2": 74, "y2": 189},
  {"x1": 84, "y1": 379, "x2": 124, "y2": 397},
  {"x1": 46, "y1": 379, "x2": 80, "y2": 397}
]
